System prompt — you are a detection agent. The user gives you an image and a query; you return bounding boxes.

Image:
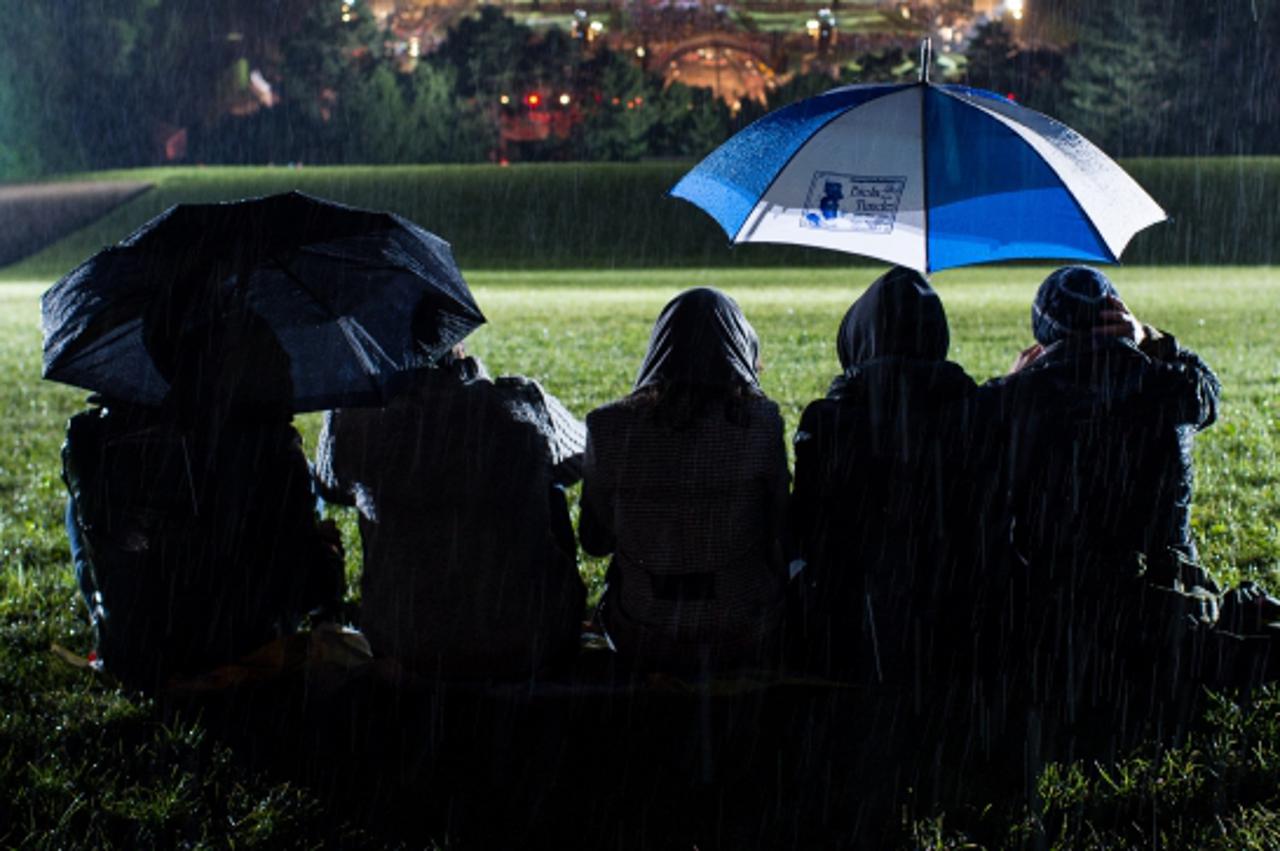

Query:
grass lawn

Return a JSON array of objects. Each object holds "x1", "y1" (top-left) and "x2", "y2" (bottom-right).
[{"x1": 2, "y1": 265, "x2": 1279, "y2": 847}]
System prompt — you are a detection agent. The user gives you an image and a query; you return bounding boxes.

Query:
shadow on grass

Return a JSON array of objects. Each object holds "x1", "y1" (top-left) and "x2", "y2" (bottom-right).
[{"x1": 154, "y1": 650, "x2": 1212, "y2": 850}]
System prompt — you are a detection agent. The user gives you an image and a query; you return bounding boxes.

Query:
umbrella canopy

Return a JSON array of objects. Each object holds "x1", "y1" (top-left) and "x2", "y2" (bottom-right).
[
  {"x1": 670, "y1": 79, "x2": 1167, "y2": 273},
  {"x1": 42, "y1": 192, "x2": 486, "y2": 412}
]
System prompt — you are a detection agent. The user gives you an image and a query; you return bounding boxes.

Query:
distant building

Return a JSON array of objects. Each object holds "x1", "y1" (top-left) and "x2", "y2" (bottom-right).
[
  {"x1": 971, "y1": 0, "x2": 1024, "y2": 21},
  {"x1": 368, "y1": 0, "x2": 1017, "y2": 115}
]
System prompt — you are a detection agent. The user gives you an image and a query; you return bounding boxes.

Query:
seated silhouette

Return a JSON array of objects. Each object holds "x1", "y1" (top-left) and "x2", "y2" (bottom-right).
[{"x1": 63, "y1": 302, "x2": 343, "y2": 690}]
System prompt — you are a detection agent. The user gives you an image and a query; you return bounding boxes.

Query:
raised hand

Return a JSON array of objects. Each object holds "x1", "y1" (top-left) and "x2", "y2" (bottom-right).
[{"x1": 1094, "y1": 295, "x2": 1147, "y2": 345}]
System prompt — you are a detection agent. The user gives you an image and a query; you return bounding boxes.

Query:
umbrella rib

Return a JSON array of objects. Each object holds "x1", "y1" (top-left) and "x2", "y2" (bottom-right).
[
  {"x1": 297, "y1": 244, "x2": 483, "y2": 324},
  {"x1": 732, "y1": 85, "x2": 907, "y2": 244},
  {"x1": 920, "y1": 82, "x2": 931, "y2": 273},
  {"x1": 272, "y1": 254, "x2": 411, "y2": 405},
  {"x1": 268, "y1": 256, "x2": 387, "y2": 404},
  {"x1": 271, "y1": 255, "x2": 344, "y2": 321}
]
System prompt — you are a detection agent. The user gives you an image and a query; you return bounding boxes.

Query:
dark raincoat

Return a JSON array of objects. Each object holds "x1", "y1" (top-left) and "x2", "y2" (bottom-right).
[
  {"x1": 315, "y1": 356, "x2": 587, "y2": 679},
  {"x1": 579, "y1": 288, "x2": 788, "y2": 671},
  {"x1": 985, "y1": 331, "x2": 1219, "y2": 565},
  {"x1": 980, "y1": 321, "x2": 1226, "y2": 754},
  {"x1": 788, "y1": 268, "x2": 993, "y2": 682},
  {"x1": 62, "y1": 316, "x2": 345, "y2": 690}
]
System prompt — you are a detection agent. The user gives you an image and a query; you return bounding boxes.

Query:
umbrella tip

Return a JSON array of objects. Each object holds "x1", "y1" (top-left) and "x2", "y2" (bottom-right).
[{"x1": 919, "y1": 38, "x2": 932, "y2": 83}]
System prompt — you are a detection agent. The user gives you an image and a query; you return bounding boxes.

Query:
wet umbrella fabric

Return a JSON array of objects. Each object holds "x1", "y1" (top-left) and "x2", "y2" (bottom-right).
[
  {"x1": 41, "y1": 192, "x2": 485, "y2": 412},
  {"x1": 670, "y1": 82, "x2": 1167, "y2": 273}
]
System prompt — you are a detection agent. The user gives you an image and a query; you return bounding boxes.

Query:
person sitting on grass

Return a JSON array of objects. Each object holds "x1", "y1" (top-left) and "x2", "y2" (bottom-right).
[
  {"x1": 787, "y1": 266, "x2": 997, "y2": 684},
  {"x1": 981, "y1": 265, "x2": 1280, "y2": 749},
  {"x1": 63, "y1": 301, "x2": 345, "y2": 691},
  {"x1": 992, "y1": 265, "x2": 1220, "y2": 569},
  {"x1": 315, "y1": 343, "x2": 586, "y2": 681},
  {"x1": 578, "y1": 287, "x2": 789, "y2": 674}
]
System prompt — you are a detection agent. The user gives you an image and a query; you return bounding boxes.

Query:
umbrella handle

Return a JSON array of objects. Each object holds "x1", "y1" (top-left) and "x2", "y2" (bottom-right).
[{"x1": 918, "y1": 37, "x2": 932, "y2": 83}]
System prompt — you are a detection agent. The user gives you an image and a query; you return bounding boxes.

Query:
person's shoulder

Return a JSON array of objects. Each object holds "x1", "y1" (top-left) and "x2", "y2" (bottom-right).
[
  {"x1": 585, "y1": 396, "x2": 639, "y2": 429},
  {"x1": 491, "y1": 374, "x2": 570, "y2": 419},
  {"x1": 324, "y1": 402, "x2": 382, "y2": 437},
  {"x1": 493, "y1": 373, "x2": 539, "y2": 397},
  {"x1": 792, "y1": 397, "x2": 837, "y2": 451},
  {"x1": 747, "y1": 393, "x2": 782, "y2": 417},
  {"x1": 937, "y1": 360, "x2": 979, "y2": 392},
  {"x1": 981, "y1": 349, "x2": 1065, "y2": 393},
  {"x1": 739, "y1": 393, "x2": 783, "y2": 430},
  {"x1": 486, "y1": 373, "x2": 543, "y2": 414},
  {"x1": 796, "y1": 395, "x2": 837, "y2": 426}
]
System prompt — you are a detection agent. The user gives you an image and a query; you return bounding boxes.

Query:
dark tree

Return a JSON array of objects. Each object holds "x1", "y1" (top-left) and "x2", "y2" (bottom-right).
[
  {"x1": 647, "y1": 82, "x2": 733, "y2": 158},
  {"x1": 574, "y1": 48, "x2": 658, "y2": 161},
  {"x1": 0, "y1": 0, "x2": 174, "y2": 176},
  {"x1": 1034, "y1": 0, "x2": 1280, "y2": 155},
  {"x1": 525, "y1": 26, "x2": 585, "y2": 92},
  {"x1": 1058, "y1": 0, "x2": 1183, "y2": 156},
  {"x1": 963, "y1": 20, "x2": 1067, "y2": 118},
  {"x1": 852, "y1": 46, "x2": 918, "y2": 83},
  {"x1": 431, "y1": 6, "x2": 535, "y2": 100},
  {"x1": 1168, "y1": 0, "x2": 1280, "y2": 154},
  {"x1": 399, "y1": 63, "x2": 496, "y2": 163},
  {"x1": 278, "y1": 2, "x2": 381, "y2": 127}
]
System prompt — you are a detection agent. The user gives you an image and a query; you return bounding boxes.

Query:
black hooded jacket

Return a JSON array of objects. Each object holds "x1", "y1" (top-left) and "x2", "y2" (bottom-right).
[
  {"x1": 789, "y1": 268, "x2": 991, "y2": 680},
  {"x1": 580, "y1": 288, "x2": 788, "y2": 670},
  {"x1": 61, "y1": 319, "x2": 343, "y2": 690},
  {"x1": 983, "y1": 329, "x2": 1219, "y2": 567},
  {"x1": 315, "y1": 354, "x2": 588, "y2": 679},
  {"x1": 972, "y1": 312, "x2": 1226, "y2": 733}
]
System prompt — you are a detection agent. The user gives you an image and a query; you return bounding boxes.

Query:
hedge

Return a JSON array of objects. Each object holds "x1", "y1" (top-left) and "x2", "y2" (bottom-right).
[{"x1": 3, "y1": 158, "x2": 1277, "y2": 279}]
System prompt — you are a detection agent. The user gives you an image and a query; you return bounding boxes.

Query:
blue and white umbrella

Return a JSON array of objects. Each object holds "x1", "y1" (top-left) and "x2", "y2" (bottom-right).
[{"x1": 670, "y1": 67, "x2": 1167, "y2": 273}]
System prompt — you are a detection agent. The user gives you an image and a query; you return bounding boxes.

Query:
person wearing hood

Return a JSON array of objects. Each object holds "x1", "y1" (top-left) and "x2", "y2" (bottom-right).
[
  {"x1": 578, "y1": 288, "x2": 789, "y2": 673},
  {"x1": 787, "y1": 266, "x2": 992, "y2": 682},
  {"x1": 314, "y1": 343, "x2": 587, "y2": 680}
]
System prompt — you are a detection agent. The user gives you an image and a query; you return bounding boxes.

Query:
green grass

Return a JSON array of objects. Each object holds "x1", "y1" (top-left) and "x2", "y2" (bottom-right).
[
  {"x1": 2, "y1": 266, "x2": 1279, "y2": 846},
  {"x1": 4, "y1": 159, "x2": 1280, "y2": 283}
]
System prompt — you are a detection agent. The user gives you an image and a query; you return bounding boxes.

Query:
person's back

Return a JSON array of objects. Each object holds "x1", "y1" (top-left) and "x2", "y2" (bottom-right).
[
  {"x1": 981, "y1": 266, "x2": 1223, "y2": 753},
  {"x1": 986, "y1": 267, "x2": 1219, "y2": 570},
  {"x1": 64, "y1": 395, "x2": 343, "y2": 689},
  {"x1": 316, "y1": 355, "x2": 586, "y2": 679},
  {"x1": 584, "y1": 393, "x2": 786, "y2": 665},
  {"x1": 65, "y1": 299, "x2": 346, "y2": 688},
  {"x1": 789, "y1": 268, "x2": 990, "y2": 681},
  {"x1": 579, "y1": 288, "x2": 788, "y2": 672}
]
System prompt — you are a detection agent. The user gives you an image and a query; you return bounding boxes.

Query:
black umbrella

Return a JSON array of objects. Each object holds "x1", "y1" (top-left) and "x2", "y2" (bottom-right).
[{"x1": 41, "y1": 191, "x2": 486, "y2": 412}]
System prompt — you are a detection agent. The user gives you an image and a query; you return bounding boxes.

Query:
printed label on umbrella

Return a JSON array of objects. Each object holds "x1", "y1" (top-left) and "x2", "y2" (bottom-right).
[{"x1": 801, "y1": 172, "x2": 906, "y2": 235}]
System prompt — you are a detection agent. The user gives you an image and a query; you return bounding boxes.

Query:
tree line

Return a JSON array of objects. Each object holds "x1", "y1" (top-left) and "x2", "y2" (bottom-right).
[{"x1": 1, "y1": 0, "x2": 1276, "y2": 180}]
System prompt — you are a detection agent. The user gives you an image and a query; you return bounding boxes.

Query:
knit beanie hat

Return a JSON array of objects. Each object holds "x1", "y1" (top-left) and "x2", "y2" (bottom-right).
[{"x1": 1031, "y1": 265, "x2": 1119, "y2": 345}]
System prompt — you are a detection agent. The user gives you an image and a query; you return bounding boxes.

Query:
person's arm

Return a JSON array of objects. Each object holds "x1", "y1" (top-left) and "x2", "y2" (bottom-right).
[
  {"x1": 313, "y1": 411, "x2": 357, "y2": 507},
  {"x1": 1097, "y1": 296, "x2": 1221, "y2": 430},
  {"x1": 494, "y1": 375, "x2": 587, "y2": 486},
  {"x1": 537, "y1": 383, "x2": 587, "y2": 486},
  {"x1": 275, "y1": 424, "x2": 346, "y2": 617},
  {"x1": 577, "y1": 423, "x2": 616, "y2": 557},
  {"x1": 787, "y1": 402, "x2": 826, "y2": 580},
  {"x1": 1144, "y1": 331, "x2": 1220, "y2": 431},
  {"x1": 1007, "y1": 343, "x2": 1045, "y2": 375},
  {"x1": 765, "y1": 405, "x2": 792, "y2": 580}
]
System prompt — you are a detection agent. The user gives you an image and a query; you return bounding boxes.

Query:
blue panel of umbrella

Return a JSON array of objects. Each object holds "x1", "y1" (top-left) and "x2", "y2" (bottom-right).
[{"x1": 670, "y1": 47, "x2": 1167, "y2": 273}]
